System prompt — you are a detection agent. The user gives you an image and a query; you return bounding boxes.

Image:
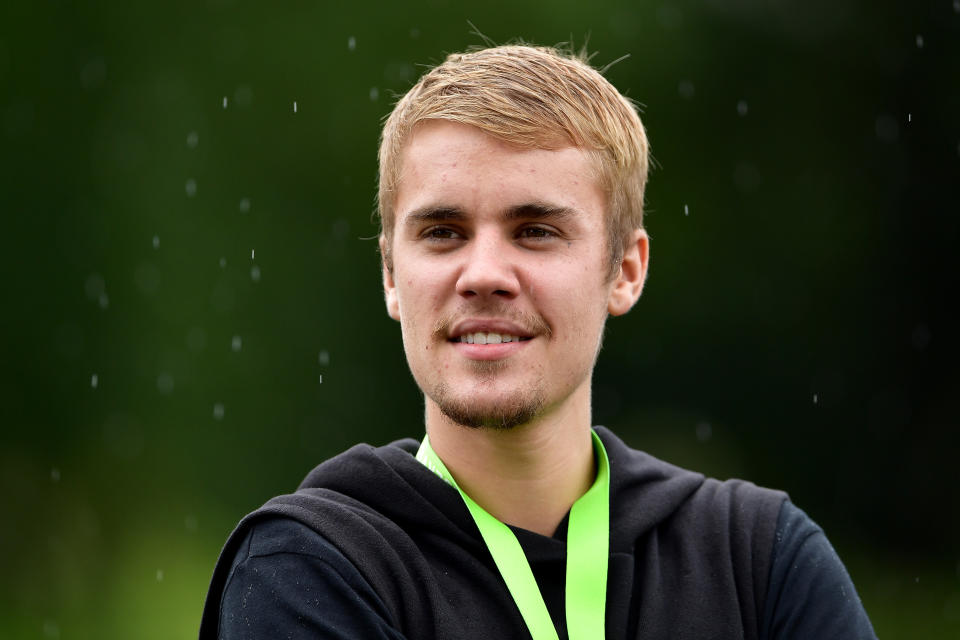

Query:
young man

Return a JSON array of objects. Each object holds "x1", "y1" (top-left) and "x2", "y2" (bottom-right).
[{"x1": 200, "y1": 45, "x2": 876, "y2": 639}]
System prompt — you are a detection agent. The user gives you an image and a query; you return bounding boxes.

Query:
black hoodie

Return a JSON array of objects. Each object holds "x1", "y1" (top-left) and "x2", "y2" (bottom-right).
[{"x1": 200, "y1": 427, "x2": 876, "y2": 639}]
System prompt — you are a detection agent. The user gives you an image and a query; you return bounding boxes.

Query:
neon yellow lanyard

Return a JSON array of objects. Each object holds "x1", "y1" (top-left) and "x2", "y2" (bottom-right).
[{"x1": 416, "y1": 431, "x2": 610, "y2": 640}]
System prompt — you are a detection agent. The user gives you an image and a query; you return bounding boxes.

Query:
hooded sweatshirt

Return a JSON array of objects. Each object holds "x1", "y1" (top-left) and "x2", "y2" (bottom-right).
[{"x1": 200, "y1": 427, "x2": 876, "y2": 639}]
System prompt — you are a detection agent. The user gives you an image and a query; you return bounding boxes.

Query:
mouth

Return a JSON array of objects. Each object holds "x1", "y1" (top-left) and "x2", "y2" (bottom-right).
[{"x1": 451, "y1": 332, "x2": 534, "y2": 345}]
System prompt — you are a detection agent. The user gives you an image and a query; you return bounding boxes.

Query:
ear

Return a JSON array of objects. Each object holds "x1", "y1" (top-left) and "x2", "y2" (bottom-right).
[
  {"x1": 608, "y1": 229, "x2": 649, "y2": 316},
  {"x1": 379, "y1": 235, "x2": 401, "y2": 321}
]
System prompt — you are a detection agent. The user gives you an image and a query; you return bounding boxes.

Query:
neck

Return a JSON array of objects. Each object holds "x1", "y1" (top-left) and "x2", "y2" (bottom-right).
[{"x1": 425, "y1": 387, "x2": 596, "y2": 537}]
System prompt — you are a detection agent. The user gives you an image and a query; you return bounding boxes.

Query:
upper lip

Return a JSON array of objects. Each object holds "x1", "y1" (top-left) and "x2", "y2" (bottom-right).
[{"x1": 448, "y1": 319, "x2": 535, "y2": 340}]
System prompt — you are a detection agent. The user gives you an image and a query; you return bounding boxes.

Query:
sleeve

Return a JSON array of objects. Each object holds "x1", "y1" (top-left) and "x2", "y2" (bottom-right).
[
  {"x1": 762, "y1": 500, "x2": 877, "y2": 640},
  {"x1": 217, "y1": 517, "x2": 408, "y2": 640}
]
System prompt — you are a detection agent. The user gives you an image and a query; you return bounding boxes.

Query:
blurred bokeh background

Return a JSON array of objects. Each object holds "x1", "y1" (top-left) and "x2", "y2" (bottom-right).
[{"x1": 2, "y1": 0, "x2": 958, "y2": 637}]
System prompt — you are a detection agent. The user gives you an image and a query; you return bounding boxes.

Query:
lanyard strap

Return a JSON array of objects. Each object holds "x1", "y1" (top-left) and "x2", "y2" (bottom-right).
[{"x1": 416, "y1": 431, "x2": 610, "y2": 640}]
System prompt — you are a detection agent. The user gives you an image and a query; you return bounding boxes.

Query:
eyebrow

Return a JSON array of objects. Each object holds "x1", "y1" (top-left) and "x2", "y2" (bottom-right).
[{"x1": 403, "y1": 202, "x2": 579, "y2": 228}]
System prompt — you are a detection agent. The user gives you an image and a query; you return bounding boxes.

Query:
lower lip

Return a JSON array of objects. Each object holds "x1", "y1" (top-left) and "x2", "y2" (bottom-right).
[{"x1": 451, "y1": 339, "x2": 530, "y2": 361}]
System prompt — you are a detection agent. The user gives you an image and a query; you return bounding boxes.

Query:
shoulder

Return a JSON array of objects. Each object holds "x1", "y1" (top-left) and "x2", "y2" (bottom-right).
[{"x1": 215, "y1": 517, "x2": 406, "y2": 639}]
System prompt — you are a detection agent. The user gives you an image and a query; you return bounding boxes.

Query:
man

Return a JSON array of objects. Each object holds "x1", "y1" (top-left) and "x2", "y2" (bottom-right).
[{"x1": 200, "y1": 44, "x2": 876, "y2": 639}]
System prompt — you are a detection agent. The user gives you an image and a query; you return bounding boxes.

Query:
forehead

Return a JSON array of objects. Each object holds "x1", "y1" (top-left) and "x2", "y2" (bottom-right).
[{"x1": 394, "y1": 121, "x2": 604, "y2": 223}]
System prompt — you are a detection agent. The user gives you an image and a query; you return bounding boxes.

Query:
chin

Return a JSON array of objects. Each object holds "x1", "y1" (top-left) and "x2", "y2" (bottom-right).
[{"x1": 431, "y1": 383, "x2": 546, "y2": 431}]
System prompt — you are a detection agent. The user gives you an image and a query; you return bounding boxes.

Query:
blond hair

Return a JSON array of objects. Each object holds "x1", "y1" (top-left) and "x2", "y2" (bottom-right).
[{"x1": 378, "y1": 44, "x2": 650, "y2": 272}]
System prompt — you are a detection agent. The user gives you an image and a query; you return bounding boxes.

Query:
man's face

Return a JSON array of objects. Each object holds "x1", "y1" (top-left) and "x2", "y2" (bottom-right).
[{"x1": 381, "y1": 120, "x2": 646, "y2": 429}]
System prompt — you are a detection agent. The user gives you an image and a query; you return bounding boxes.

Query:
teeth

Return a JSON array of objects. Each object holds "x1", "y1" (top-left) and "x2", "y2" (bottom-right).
[{"x1": 458, "y1": 332, "x2": 523, "y2": 344}]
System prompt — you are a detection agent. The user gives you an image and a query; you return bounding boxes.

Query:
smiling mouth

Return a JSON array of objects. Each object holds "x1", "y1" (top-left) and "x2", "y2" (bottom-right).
[{"x1": 451, "y1": 332, "x2": 534, "y2": 345}]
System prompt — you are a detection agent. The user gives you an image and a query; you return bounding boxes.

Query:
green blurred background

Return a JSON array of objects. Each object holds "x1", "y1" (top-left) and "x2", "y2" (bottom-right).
[{"x1": 2, "y1": 0, "x2": 958, "y2": 637}]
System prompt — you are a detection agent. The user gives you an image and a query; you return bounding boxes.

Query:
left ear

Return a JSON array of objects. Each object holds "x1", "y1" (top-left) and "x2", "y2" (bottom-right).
[{"x1": 608, "y1": 229, "x2": 649, "y2": 316}]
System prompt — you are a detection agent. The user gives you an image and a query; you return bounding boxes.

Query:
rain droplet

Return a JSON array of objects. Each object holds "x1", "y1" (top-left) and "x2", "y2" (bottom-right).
[
  {"x1": 213, "y1": 403, "x2": 225, "y2": 420},
  {"x1": 152, "y1": 235, "x2": 159, "y2": 249},
  {"x1": 318, "y1": 374, "x2": 323, "y2": 384},
  {"x1": 250, "y1": 265, "x2": 261, "y2": 282},
  {"x1": 293, "y1": 100, "x2": 298, "y2": 113},
  {"x1": 91, "y1": 373, "x2": 98, "y2": 389},
  {"x1": 186, "y1": 130, "x2": 199, "y2": 148},
  {"x1": 678, "y1": 80, "x2": 695, "y2": 99},
  {"x1": 348, "y1": 36, "x2": 356, "y2": 51},
  {"x1": 231, "y1": 335, "x2": 242, "y2": 352},
  {"x1": 185, "y1": 178, "x2": 197, "y2": 197},
  {"x1": 318, "y1": 350, "x2": 330, "y2": 365},
  {"x1": 50, "y1": 468, "x2": 61, "y2": 483},
  {"x1": 955, "y1": 0, "x2": 960, "y2": 13},
  {"x1": 695, "y1": 422, "x2": 712, "y2": 442},
  {"x1": 239, "y1": 197, "x2": 251, "y2": 213},
  {"x1": 219, "y1": 257, "x2": 227, "y2": 268},
  {"x1": 222, "y1": 96, "x2": 228, "y2": 109},
  {"x1": 251, "y1": 248, "x2": 255, "y2": 260},
  {"x1": 813, "y1": 393, "x2": 819, "y2": 404},
  {"x1": 409, "y1": 27, "x2": 420, "y2": 39},
  {"x1": 916, "y1": 34, "x2": 924, "y2": 48},
  {"x1": 684, "y1": 204, "x2": 689, "y2": 216},
  {"x1": 907, "y1": 113, "x2": 912, "y2": 123},
  {"x1": 369, "y1": 87, "x2": 379, "y2": 102},
  {"x1": 156, "y1": 569, "x2": 164, "y2": 582},
  {"x1": 737, "y1": 100, "x2": 748, "y2": 116},
  {"x1": 156, "y1": 373, "x2": 174, "y2": 394},
  {"x1": 98, "y1": 293, "x2": 109, "y2": 309}
]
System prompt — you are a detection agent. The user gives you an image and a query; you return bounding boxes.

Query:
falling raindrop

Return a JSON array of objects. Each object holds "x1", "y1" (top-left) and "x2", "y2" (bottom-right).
[
  {"x1": 250, "y1": 265, "x2": 261, "y2": 282},
  {"x1": 156, "y1": 373, "x2": 174, "y2": 394},
  {"x1": 222, "y1": 96, "x2": 228, "y2": 109},
  {"x1": 955, "y1": 0, "x2": 960, "y2": 13},
  {"x1": 213, "y1": 403, "x2": 224, "y2": 420},
  {"x1": 98, "y1": 293, "x2": 109, "y2": 309},
  {"x1": 318, "y1": 350, "x2": 330, "y2": 365},
  {"x1": 186, "y1": 130, "x2": 199, "y2": 148},
  {"x1": 695, "y1": 422, "x2": 712, "y2": 442},
  {"x1": 369, "y1": 87, "x2": 379, "y2": 102},
  {"x1": 683, "y1": 204, "x2": 689, "y2": 216},
  {"x1": 916, "y1": 34, "x2": 924, "y2": 48},
  {"x1": 251, "y1": 248, "x2": 255, "y2": 260},
  {"x1": 219, "y1": 257, "x2": 227, "y2": 268},
  {"x1": 813, "y1": 393, "x2": 819, "y2": 404},
  {"x1": 152, "y1": 235, "x2": 159, "y2": 249},
  {"x1": 231, "y1": 335, "x2": 242, "y2": 352},
  {"x1": 678, "y1": 80, "x2": 695, "y2": 99},
  {"x1": 185, "y1": 178, "x2": 197, "y2": 197},
  {"x1": 409, "y1": 27, "x2": 420, "y2": 39},
  {"x1": 348, "y1": 36, "x2": 356, "y2": 51},
  {"x1": 907, "y1": 113, "x2": 912, "y2": 123},
  {"x1": 239, "y1": 197, "x2": 251, "y2": 213},
  {"x1": 737, "y1": 100, "x2": 748, "y2": 116},
  {"x1": 318, "y1": 374, "x2": 323, "y2": 384},
  {"x1": 91, "y1": 373, "x2": 98, "y2": 389},
  {"x1": 156, "y1": 569, "x2": 164, "y2": 582},
  {"x1": 50, "y1": 468, "x2": 61, "y2": 483},
  {"x1": 293, "y1": 100, "x2": 298, "y2": 113}
]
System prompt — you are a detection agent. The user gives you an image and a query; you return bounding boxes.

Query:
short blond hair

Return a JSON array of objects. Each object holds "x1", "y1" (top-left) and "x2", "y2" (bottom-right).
[{"x1": 377, "y1": 44, "x2": 650, "y2": 270}]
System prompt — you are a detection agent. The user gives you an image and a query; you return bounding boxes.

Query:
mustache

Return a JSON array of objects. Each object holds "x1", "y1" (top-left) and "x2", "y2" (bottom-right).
[{"x1": 433, "y1": 306, "x2": 553, "y2": 339}]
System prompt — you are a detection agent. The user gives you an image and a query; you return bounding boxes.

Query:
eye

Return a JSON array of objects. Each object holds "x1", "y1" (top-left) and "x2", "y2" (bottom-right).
[
  {"x1": 421, "y1": 226, "x2": 463, "y2": 241},
  {"x1": 517, "y1": 225, "x2": 559, "y2": 241}
]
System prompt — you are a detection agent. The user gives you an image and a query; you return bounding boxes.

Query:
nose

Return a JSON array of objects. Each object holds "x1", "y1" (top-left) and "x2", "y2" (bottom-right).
[{"x1": 455, "y1": 231, "x2": 519, "y2": 301}]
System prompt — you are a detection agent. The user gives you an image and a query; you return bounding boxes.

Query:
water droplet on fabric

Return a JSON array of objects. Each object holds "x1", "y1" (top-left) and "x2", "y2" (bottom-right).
[
  {"x1": 186, "y1": 130, "x2": 199, "y2": 148},
  {"x1": 737, "y1": 100, "x2": 748, "y2": 116},
  {"x1": 91, "y1": 373, "x2": 98, "y2": 389},
  {"x1": 213, "y1": 403, "x2": 225, "y2": 420},
  {"x1": 231, "y1": 335, "x2": 242, "y2": 352},
  {"x1": 185, "y1": 178, "x2": 197, "y2": 197},
  {"x1": 348, "y1": 36, "x2": 356, "y2": 51}
]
